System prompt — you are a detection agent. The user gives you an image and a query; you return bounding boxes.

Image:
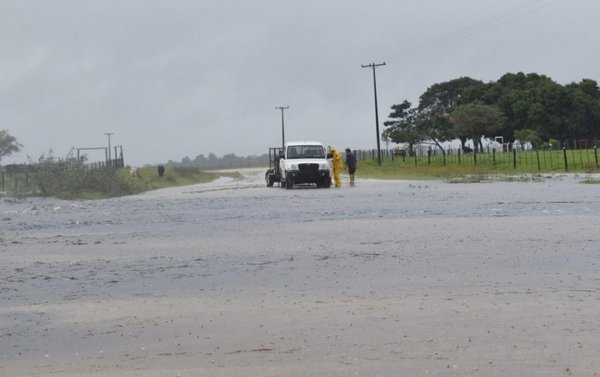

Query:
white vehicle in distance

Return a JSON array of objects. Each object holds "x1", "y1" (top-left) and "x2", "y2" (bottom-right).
[{"x1": 278, "y1": 141, "x2": 332, "y2": 189}]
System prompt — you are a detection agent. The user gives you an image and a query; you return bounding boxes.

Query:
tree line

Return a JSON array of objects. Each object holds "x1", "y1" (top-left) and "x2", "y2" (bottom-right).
[
  {"x1": 383, "y1": 72, "x2": 600, "y2": 154},
  {"x1": 165, "y1": 152, "x2": 268, "y2": 169}
]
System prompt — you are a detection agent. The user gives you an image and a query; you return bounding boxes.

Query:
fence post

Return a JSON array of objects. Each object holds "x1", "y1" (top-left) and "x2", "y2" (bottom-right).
[
  {"x1": 458, "y1": 149, "x2": 461, "y2": 165},
  {"x1": 1, "y1": 171, "x2": 4, "y2": 191},
  {"x1": 595, "y1": 146, "x2": 599, "y2": 170},
  {"x1": 536, "y1": 150, "x2": 541, "y2": 171},
  {"x1": 513, "y1": 149, "x2": 517, "y2": 169},
  {"x1": 492, "y1": 149, "x2": 496, "y2": 166},
  {"x1": 563, "y1": 147, "x2": 568, "y2": 171}
]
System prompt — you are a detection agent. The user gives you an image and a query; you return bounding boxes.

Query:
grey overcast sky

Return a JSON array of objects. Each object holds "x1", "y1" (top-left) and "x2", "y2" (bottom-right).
[{"x1": 1, "y1": 0, "x2": 597, "y2": 166}]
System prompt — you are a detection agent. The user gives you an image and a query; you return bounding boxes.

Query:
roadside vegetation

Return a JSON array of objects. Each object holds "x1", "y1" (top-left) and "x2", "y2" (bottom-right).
[
  {"x1": 2, "y1": 155, "x2": 221, "y2": 199},
  {"x1": 3, "y1": 148, "x2": 599, "y2": 199}
]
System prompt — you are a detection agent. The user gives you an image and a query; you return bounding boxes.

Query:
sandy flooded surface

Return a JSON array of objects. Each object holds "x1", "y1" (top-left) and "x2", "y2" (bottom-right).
[{"x1": 1, "y1": 169, "x2": 600, "y2": 376}]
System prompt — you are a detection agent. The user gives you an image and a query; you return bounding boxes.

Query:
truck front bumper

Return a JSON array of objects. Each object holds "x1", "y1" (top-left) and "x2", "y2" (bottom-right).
[{"x1": 286, "y1": 170, "x2": 330, "y2": 184}]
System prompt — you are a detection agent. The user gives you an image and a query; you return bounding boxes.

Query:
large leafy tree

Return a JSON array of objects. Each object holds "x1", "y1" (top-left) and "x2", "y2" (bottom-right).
[
  {"x1": 416, "y1": 108, "x2": 454, "y2": 152},
  {"x1": 564, "y1": 79, "x2": 600, "y2": 144},
  {"x1": 418, "y1": 76, "x2": 485, "y2": 111},
  {"x1": 476, "y1": 73, "x2": 571, "y2": 144},
  {"x1": 382, "y1": 100, "x2": 423, "y2": 155},
  {"x1": 0, "y1": 129, "x2": 23, "y2": 163},
  {"x1": 390, "y1": 73, "x2": 600, "y2": 152},
  {"x1": 451, "y1": 102, "x2": 505, "y2": 152},
  {"x1": 418, "y1": 77, "x2": 485, "y2": 149}
]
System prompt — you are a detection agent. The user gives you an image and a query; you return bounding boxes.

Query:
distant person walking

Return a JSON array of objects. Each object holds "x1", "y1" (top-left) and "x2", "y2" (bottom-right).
[{"x1": 345, "y1": 148, "x2": 357, "y2": 187}]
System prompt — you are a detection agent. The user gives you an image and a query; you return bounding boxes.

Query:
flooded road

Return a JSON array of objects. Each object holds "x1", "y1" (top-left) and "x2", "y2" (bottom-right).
[
  {"x1": 3, "y1": 170, "x2": 600, "y2": 235},
  {"x1": 1, "y1": 170, "x2": 600, "y2": 376}
]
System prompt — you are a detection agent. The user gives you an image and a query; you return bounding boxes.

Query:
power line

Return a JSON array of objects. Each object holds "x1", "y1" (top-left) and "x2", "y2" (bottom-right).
[{"x1": 383, "y1": 0, "x2": 564, "y2": 63}]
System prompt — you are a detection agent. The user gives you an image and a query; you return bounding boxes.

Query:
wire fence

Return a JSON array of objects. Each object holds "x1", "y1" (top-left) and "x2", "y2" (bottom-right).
[
  {"x1": 355, "y1": 146, "x2": 600, "y2": 172},
  {"x1": 1, "y1": 165, "x2": 37, "y2": 193},
  {"x1": 0, "y1": 159, "x2": 124, "y2": 194}
]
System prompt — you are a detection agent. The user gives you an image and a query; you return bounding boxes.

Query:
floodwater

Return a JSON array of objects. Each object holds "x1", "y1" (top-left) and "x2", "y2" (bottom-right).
[
  {"x1": 3, "y1": 170, "x2": 600, "y2": 235},
  {"x1": 1, "y1": 169, "x2": 600, "y2": 376}
]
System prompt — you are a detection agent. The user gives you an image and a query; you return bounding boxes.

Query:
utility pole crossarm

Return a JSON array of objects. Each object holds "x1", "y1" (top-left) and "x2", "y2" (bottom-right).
[{"x1": 361, "y1": 62, "x2": 386, "y2": 69}]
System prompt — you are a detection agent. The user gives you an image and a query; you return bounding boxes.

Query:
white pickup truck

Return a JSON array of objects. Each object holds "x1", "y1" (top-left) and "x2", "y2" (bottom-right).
[{"x1": 279, "y1": 141, "x2": 331, "y2": 189}]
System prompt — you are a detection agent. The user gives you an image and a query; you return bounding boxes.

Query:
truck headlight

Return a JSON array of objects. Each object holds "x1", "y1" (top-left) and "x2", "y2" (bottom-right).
[
  {"x1": 287, "y1": 164, "x2": 298, "y2": 170},
  {"x1": 319, "y1": 163, "x2": 329, "y2": 170}
]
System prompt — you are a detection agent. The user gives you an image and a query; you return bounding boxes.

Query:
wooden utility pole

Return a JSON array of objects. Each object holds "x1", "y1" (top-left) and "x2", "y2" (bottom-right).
[
  {"x1": 361, "y1": 62, "x2": 386, "y2": 165},
  {"x1": 104, "y1": 132, "x2": 114, "y2": 164},
  {"x1": 275, "y1": 106, "x2": 289, "y2": 149}
]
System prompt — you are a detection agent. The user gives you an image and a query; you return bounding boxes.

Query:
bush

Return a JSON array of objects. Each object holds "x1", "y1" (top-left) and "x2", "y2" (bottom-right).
[
  {"x1": 6, "y1": 151, "x2": 225, "y2": 199},
  {"x1": 6, "y1": 153, "x2": 219, "y2": 199},
  {"x1": 7, "y1": 152, "x2": 140, "y2": 199}
]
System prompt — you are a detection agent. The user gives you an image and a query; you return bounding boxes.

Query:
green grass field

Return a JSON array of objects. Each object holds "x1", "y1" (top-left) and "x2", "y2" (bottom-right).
[{"x1": 356, "y1": 148, "x2": 600, "y2": 180}]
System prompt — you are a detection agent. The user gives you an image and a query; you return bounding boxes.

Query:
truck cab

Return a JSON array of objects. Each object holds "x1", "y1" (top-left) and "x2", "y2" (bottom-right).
[{"x1": 279, "y1": 141, "x2": 331, "y2": 189}]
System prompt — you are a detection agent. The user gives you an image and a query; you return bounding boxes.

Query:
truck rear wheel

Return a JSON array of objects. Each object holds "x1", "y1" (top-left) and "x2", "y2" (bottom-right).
[{"x1": 286, "y1": 180, "x2": 293, "y2": 189}]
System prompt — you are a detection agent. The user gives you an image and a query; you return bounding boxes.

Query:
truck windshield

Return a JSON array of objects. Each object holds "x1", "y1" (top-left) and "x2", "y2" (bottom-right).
[{"x1": 287, "y1": 145, "x2": 325, "y2": 159}]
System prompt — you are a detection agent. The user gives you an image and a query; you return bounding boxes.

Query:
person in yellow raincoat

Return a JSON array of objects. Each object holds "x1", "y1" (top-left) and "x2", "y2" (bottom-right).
[{"x1": 329, "y1": 145, "x2": 343, "y2": 188}]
